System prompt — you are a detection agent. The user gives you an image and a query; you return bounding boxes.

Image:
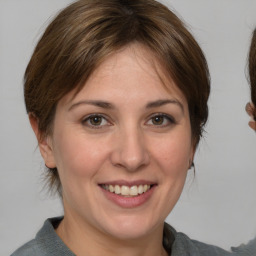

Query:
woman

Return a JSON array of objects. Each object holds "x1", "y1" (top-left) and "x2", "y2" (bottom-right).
[
  {"x1": 230, "y1": 29, "x2": 256, "y2": 256},
  {"x1": 11, "y1": 0, "x2": 232, "y2": 255},
  {"x1": 246, "y1": 29, "x2": 256, "y2": 131},
  {"x1": 231, "y1": 29, "x2": 256, "y2": 256}
]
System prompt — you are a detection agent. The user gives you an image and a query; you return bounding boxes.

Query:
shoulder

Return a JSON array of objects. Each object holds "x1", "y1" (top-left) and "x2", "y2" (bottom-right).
[
  {"x1": 164, "y1": 223, "x2": 232, "y2": 256},
  {"x1": 11, "y1": 217, "x2": 74, "y2": 256},
  {"x1": 174, "y1": 232, "x2": 232, "y2": 256},
  {"x1": 11, "y1": 239, "x2": 42, "y2": 256},
  {"x1": 231, "y1": 237, "x2": 256, "y2": 255}
]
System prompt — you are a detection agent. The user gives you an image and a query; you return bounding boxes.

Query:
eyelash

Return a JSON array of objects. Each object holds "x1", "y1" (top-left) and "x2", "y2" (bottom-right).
[
  {"x1": 81, "y1": 113, "x2": 176, "y2": 129},
  {"x1": 81, "y1": 114, "x2": 111, "y2": 129},
  {"x1": 146, "y1": 113, "x2": 176, "y2": 127}
]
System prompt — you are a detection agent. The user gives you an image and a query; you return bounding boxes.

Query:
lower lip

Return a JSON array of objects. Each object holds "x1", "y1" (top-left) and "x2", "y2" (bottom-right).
[{"x1": 100, "y1": 186, "x2": 156, "y2": 208}]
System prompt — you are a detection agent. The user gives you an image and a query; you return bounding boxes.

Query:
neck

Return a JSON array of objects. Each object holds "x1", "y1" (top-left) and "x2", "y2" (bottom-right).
[{"x1": 56, "y1": 211, "x2": 168, "y2": 256}]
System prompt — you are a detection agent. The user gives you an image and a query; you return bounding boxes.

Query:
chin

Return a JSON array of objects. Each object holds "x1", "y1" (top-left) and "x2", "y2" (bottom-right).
[{"x1": 100, "y1": 215, "x2": 162, "y2": 241}]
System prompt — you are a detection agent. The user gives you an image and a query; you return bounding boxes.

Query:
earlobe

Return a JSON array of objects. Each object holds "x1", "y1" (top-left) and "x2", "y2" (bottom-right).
[
  {"x1": 188, "y1": 145, "x2": 195, "y2": 170},
  {"x1": 245, "y1": 103, "x2": 256, "y2": 131},
  {"x1": 249, "y1": 120, "x2": 256, "y2": 131},
  {"x1": 29, "y1": 113, "x2": 56, "y2": 168}
]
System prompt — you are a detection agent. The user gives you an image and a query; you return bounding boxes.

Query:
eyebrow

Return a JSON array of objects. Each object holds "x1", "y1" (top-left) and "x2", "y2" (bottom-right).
[
  {"x1": 68, "y1": 100, "x2": 114, "y2": 111},
  {"x1": 68, "y1": 99, "x2": 184, "y2": 112},
  {"x1": 146, "y1": 99, "x2": 184, "y2": 113}
]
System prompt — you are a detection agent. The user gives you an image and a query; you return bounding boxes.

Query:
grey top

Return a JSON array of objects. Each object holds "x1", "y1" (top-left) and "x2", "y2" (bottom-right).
[
  {"x1": 231, "y1": 238, "x2": 256, "y2": 256},
  {"x1": 11, "y1": 217, "x2": 254, "y2": 256}
]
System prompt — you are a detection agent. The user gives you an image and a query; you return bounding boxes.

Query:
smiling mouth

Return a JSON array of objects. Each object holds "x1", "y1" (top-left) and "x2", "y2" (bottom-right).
[{"x1": 100, "y1": 184, "x2": 154, "y2": 197}]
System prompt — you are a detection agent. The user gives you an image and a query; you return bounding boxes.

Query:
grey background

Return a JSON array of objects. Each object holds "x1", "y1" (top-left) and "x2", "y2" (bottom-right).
[{"x1": 1, "y1": 0, "x2": 256, "y2": 255}]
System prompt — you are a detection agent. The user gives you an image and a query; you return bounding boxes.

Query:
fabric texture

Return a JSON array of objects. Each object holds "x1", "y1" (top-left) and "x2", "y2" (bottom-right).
[
  {"x1": 11, "y1": 217, "x2": 254, "y2": 256},
  {"x1": 11, "y1": 217, "x2": 74, "y2": 256}
]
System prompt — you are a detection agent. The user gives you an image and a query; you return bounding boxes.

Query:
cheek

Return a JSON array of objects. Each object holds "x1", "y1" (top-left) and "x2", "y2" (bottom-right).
[
  {"x1": 151, "y1": 133, "x2": 192, "y2": 175},
  {"x1": 52, "y1": 131, "x2": 110, "y2": 178}
]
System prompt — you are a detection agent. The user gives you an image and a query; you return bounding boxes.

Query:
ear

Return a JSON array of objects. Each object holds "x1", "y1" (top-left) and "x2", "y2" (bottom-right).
[
  {"x1": 245, "y1": 103, "x2": 256, "y2": 131},
  {"x1": 249, "y1": 120, "x2": 256, "y2": 131},
  {"x1": 29, "y1": 113, "x2": 56, "y2": 168},
  {"x1": 188, "y1": 139, "x2": 196, "y2": 169},
  {"x1": 188, "y1": 150, "x2": 195, "y2": 169},
  {"x1": 245, "y1": 102, "x2": 254, "y2": 116}
]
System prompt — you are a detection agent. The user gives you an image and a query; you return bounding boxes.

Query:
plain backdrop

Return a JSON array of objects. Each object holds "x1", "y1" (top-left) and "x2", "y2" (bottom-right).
[{"x1": 1, "y1": 0, "x2": 256, "y2": 255}]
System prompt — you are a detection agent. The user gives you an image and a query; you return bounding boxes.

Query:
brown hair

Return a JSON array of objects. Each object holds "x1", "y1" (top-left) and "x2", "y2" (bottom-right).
[
  {"x1": 249, "y1": 29, "x2": 256, "y2": 118},
  {"x1": 24, "y1": 0, "x2": 210, "y2": 193}
]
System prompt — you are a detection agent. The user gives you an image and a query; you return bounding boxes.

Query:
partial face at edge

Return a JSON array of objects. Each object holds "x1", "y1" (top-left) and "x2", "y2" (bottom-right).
[
  {"x1": 39, "y1": 44, "x2": 194, "y2": 240},
  {"x1": 246, "y1": 102, "x2": 256, "y2": 130}
]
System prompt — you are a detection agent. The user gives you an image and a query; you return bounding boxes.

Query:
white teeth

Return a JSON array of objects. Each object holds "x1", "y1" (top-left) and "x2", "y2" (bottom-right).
[
  {"x1": 102, "y1": 184, "x2": 152, "y2": 197},
  {"x1": 114, "y1": 185, "x2": 121, "y2": 194},
  {"x1": 121, "y1": 185, "x2": 130, "y2": 196},
  {"x1": 138, "y1": 185, "x2": 144, "y2": 194},
  {"x1": 109, "y1": 185, "x2": 114, "y2": 192},
  {"x1": 130, "y1": 186, "x2": 138, "y2": 196}
]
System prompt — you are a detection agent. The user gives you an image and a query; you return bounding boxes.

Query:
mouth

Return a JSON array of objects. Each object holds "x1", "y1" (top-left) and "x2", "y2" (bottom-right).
[{"x1": 100, "y1": 184, "x2": 154, "y2": 197}]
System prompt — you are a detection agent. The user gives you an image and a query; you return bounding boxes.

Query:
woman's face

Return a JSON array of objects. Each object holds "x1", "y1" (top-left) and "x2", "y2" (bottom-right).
[{"x1": 42, "y1": 44, "x2": 194, "y2": 240}]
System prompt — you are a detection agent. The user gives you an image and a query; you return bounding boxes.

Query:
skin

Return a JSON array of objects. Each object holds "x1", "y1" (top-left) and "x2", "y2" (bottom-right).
[
  {"x1": 30, "y1": 44, "x2": 194, "y2": 256},
  {"x1": 245, "y1": 102, "x2": 256, "y2": 130}
]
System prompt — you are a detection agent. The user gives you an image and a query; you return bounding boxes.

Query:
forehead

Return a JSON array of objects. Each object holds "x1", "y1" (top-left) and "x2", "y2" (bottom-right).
[{"x1": 62, "y1": 43, "x2": 187, "y2": 107}]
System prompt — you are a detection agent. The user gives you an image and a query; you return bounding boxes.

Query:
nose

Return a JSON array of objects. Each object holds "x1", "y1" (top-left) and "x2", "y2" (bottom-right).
[{"x1": 110, "y1": 127, "x2": 150, "y2": 172}]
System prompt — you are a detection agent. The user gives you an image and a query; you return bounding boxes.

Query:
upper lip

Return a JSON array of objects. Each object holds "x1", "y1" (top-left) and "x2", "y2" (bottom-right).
[{"x1": 99, "y1": 180, "x2": 157, "y2": 187}]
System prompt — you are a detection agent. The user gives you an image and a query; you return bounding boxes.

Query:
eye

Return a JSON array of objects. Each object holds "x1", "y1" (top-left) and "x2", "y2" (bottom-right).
[
  {"x1": 151, "y1": 116, "x2": 165, "y2": 125},
  {"x1": 82, "y1": 114, "x2": 110, "y2": 128},
  {"x1": 146, "y1": 114, "x2": 175, "y2": 127}
]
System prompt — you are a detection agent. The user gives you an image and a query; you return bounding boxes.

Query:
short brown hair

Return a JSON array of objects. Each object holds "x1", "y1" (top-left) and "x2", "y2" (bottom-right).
[
  {"x1": 248, "y1": 29, "x2": 256, "y2": 118},
  {"x1": 24, "y1": 0, "x2": 210, "y2": 193}
]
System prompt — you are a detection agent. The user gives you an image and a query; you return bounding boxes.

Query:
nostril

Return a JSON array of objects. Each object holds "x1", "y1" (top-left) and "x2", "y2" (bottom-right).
[{"x1": 109, "y1": 131, "x2": 150, "y2": 171}]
